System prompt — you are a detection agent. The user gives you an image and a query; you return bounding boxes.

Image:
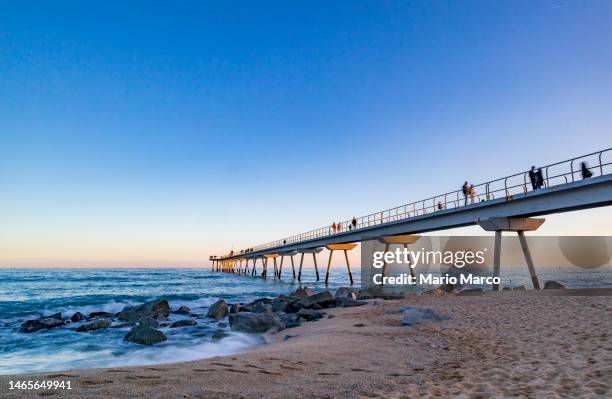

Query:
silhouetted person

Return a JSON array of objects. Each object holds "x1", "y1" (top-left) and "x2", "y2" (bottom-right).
[
  {"x1": 352, "y1": 217, "x2": 357, "y2": 229},
  {"x1": 462, "y1": 181, "x2": 469, "y2": 205},
  {"x1": 536, "y1": 168, "x2": 544, "y2": 189},
  {"x1": 283, "y1": 239, "x2": 286, "y2": 245},
  {"x1": 529, "y1": 166, "x2": 537, "y2": 190},
  {"x1": 437, "y1": 201, "x2": 444, "y2": 210},
  {"x1": 581, "y1": 162, "x2": 592, "y2": 179}
]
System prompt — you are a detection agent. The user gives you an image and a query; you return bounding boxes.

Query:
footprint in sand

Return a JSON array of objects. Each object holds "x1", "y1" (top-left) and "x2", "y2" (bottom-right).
[
  {"x1": 258, "y1": 370, "x2": 282, "y2": 375},
  {"x1": 45, "y1": 373, "x2": 79, "y2": 378},
  {"x1": 81, "y1": 379, "x2": 114, "y2": 386},
  {"x1": 282, "y1": 365, "x2": 303, "y2": 371},
  {"x1": 243, "y1": 364, "x2": 265, "y2": 370},
  {"x1": 125, "y1": 375, "x2": 161, "y2": 380},
  {"x1": 225, "y1": 368, "x2": 249, "y2": 374},
  {"x1": 210, "y1": 362, "x2": 235, "y2": 367}
]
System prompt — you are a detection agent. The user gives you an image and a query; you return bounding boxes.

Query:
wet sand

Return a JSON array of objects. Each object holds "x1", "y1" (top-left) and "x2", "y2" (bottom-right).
[{"x1": 1, "y1": 289, "x2": 610, "y2": 398}]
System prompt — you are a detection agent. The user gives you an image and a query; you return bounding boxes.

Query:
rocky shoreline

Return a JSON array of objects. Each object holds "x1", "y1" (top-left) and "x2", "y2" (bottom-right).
[
  {"x1": 16, "y1": 286, "x2": 372, "y2": 346},
  {"x1": 17, "y1": 280, "x2": 568, "y2": 346}
]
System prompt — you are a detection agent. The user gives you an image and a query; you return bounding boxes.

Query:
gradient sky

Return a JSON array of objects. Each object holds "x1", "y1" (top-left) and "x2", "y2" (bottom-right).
[{"x1": 1, "y1": 1, "x2": 611, "y2": 267}]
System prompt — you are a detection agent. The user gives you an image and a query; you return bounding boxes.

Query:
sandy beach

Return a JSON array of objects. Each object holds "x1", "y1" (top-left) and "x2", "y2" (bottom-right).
[{"x1": 1, "y1": 289, "x2": 610, "y2": 399}]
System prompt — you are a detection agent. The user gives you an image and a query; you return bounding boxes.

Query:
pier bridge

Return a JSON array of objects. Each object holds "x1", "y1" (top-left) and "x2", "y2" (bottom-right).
[{"x1": 211, "y1": 148, "x2": 612, "y2": 290}]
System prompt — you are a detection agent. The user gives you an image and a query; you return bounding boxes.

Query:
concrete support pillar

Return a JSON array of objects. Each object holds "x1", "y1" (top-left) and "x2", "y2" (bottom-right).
[
  {"x1": 479, "y1": 217, "x2": 545, "y2": 291},
  {"x1": 517, "y1": 231, "x2": 541, "y2": 290},
  {"x1": 492, "y1": 231, "x2": 502, "y2": 291},
  {"x1": 278, "y1": 251, "x2": 297, "y2": 279},
  {"x1": 298, "y1": 253, "x2": 304, "y2": 281},
  {"x1": 297, "y1": 248, "x2": 323, "y2": 282},
  {"x1": 290, "y1": 255, "x2": 296, "y2": 278},
  {"x1": 325, "y1": 243, "x2": 358, "y2": 285}
]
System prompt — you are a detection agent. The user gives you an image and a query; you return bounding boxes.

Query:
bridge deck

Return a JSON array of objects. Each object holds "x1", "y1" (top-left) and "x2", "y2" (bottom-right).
[{"x1": 217, "y1": 149, "x2": 612, "y2": 261}]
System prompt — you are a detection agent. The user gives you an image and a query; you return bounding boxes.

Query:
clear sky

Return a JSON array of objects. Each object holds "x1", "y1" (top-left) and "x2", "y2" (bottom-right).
[{"x1": 1, "y1": 1, "x2": 611, "y2": 267}]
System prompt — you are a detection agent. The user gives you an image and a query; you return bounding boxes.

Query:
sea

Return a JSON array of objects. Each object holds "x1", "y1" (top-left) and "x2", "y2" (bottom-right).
[{"x1": 0, "y1": 265, "x2": 610, "y2": 375}]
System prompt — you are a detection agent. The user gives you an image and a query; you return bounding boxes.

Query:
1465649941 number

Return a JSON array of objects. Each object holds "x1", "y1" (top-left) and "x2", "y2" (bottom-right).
[{"x1": 8, "y1": 380, "x2": 72, "y2": 390}]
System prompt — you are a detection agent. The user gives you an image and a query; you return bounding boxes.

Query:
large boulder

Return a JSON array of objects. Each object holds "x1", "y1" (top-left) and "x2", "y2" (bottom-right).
[
  {"x1": 20, "y1": 317, "x2": 65, "y2": 333},
  {"x1": 295, "y1": 291, "x2": 336, "y2": 310},
  {"x1": 117, "y1": 299, "x2": 170, "y2": 322},
  {"x1": 124, "y1": 326, "x2": 167, "y2": 345},
  {"x1": 271, "y1": 295, "x2": 299, "y2": 313},
  {"x1": 174, "y1": 305, "x2": 191, "y2": 315},
  {"x1": 251, "y1": 302, "x2": 274, "y2": 314},
  {"x1": 76, "y1": 318, "x2": 111, "y2": 332},
  {"x1": 70, "y1": 312, "x2": 85, "y2": 322},
  {"x1": 402, "y1": 307, "x2": 448, "y2": 326},
  {"x1": 207, "y1": 299, "x2": 229, "y2": 320},
  {"x1": 290, "y1": 287, "x2": 315, "y2": 298},
  {"x1": 296, "y1": 308, "x2": 325, "y2": 321},
  {"x1": 88, "y1": 311, "x2": 113, "y2": 319},
  {"x1": 47, "y1": 312, "x2": 62, "y2": 320},
  {"x1": 228, "y1": 312, "x2": 284, "y2": 333},
  {"x1": 236, "y1": 303, "x2": 253, "y2": 313},
  {"x1": 277, "y1": 312, "x2": 301, "y2": 329},
  {"x1": 544, "y1": 280, "x2": 566, "y2": 289},
  {"x1": 335, "y1": 287, "x2": 358, "y2": 301},
  {"x1": 170, "y1": 319, "x2": 197, "y2": 328}
]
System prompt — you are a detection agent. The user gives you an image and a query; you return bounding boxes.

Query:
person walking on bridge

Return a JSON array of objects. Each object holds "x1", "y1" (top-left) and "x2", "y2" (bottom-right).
[
  {"x1": 529, "y1": 166, "x2": 537, "y2": 190},
  {"x1": 581, "y1": 162, "x2": 593, "y2": 179},
  {"x1": 332, "y1": 222, "x2": 337, "y2": 233},
  {"x1": 536, "y1": 168, "x2": 544, "y2": 189},
  {"x1": 462, "y1": 181, "x2": 469, "y2": 205},
  {"x1": 352, "y1": 217, "x2": 357, "y2": 230},
  {"x1": 469, "y1": 185, "x2": 477, "y2": 204}
]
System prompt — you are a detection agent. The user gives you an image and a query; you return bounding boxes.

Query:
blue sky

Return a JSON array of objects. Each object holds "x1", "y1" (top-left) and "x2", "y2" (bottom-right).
[{"x1": 1, "y1": 1, "x2": 611, "y2": 266}]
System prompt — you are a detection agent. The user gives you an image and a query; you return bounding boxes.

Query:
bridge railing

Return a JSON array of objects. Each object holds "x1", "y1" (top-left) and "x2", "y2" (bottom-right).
[{"x1": 224, "y1": 148, "x2": 612, "y2": 258}]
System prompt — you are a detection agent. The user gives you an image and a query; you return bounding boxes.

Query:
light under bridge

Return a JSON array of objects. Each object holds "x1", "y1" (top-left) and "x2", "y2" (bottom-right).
[{"x1": 211, "y1": 148, "x2": 612, "y2": 291}]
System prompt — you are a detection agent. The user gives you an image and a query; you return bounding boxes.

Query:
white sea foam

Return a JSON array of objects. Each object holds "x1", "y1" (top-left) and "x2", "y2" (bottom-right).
[{"x1": 0, "y1": 331, "x2": 263, "y2": 375}]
